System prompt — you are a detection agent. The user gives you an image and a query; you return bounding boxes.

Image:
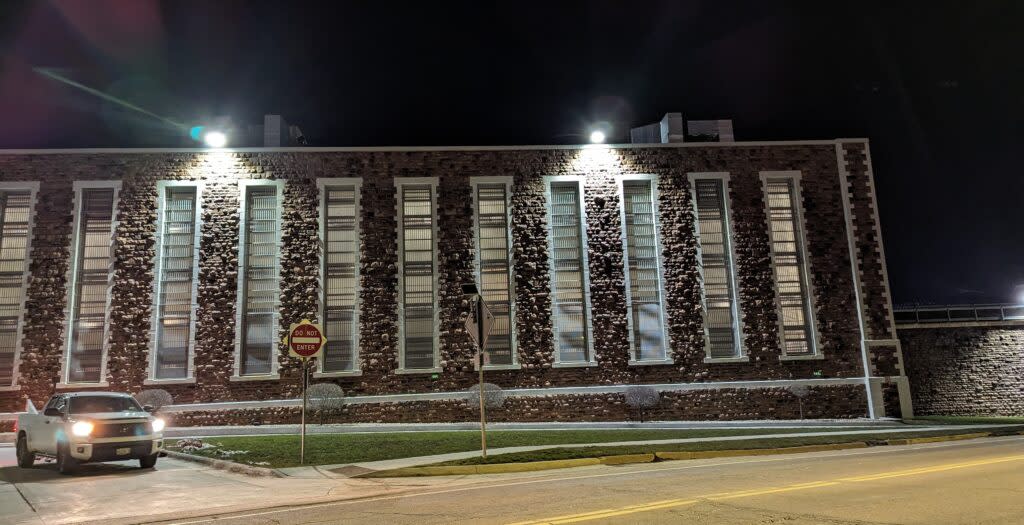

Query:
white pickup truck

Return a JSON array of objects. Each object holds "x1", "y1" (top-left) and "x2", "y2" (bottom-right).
[{"x1": 16, "y1": 392, "x2": 165, "y2": 474}]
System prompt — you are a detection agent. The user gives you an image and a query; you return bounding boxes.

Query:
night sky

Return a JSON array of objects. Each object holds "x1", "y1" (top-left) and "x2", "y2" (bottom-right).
[{"x1": 1, "y1": 1, "x2": 1022, "y2": 306}]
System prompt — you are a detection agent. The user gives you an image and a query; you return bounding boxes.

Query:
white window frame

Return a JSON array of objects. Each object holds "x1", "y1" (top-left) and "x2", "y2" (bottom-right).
[
  {"x1": 615, "y1": 174, "x2": 672, "y2": 365},
  {"x1": 470, "y1": 176, "x2": 519, "y2": 370},
  {"x1": 0, "y1": 181, "x2": 39, "y2": 391},
  {"x1": 688, "y1": 172, "x2": 748, "y2": 363},
  {"x1": 59, "y1": 180, "x2": 121, "y2": 387},
  {"x1": 394, "y1": 177, "x2": 441, "y2": 374},
  {"x1": 146, "y1": 181, "x2": 203, "y2": 384},
  {"x1": 543, "y1": 175, "x2": 596, "y2": 367},
  {"x1": 315, "y1": 177, "x2": 363, "y2": 377},
  {"x1": 232, "y1": 179, "x2": 285, "y2": 380},
  {"x1": 760, "y1": 171, "x2": 822, "y2": 360}
]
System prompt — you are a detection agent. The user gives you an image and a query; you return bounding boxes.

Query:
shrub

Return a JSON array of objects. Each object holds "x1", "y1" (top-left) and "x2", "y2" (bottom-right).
[
  {"x1": 624, "y1": 386, "x2": 660, "y2": 423},
  {"x1": 306, "y1": 383, "x2": 346, "y2": 425},
  {"x1": 134, "y1": 389, "x2": 174, "y2": 411},
  {"x1": 788, "y1": 385, "x2": 811, "y2": 419},
  {"x1": 466, "y1": 383, "x2": 507, "y2": 411}
]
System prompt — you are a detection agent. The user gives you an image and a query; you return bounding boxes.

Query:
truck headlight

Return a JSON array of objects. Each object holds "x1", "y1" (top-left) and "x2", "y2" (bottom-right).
[
  {"x1": 71, "y1": 421, "x2": 94, "y2": 437},
  {"x1": 151, "y1": 418, "x2": 165, "y2": 433}
]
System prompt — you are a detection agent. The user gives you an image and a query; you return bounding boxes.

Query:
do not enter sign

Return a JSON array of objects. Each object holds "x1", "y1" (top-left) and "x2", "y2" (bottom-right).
[{"x1": 288, "y1": 320, "x2": 327, "y2": 359}]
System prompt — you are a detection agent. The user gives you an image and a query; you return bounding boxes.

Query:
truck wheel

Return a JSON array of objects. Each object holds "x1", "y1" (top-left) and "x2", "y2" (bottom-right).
[
  {"x1": 57, "y1": 443, "x2": 78, "y2": 475},
  {"x1": 16, "y1": 435, "x2": 34, "y2": 468},
  {"x1": 139, "y1": 454, "x2": 158, "y2": 469}
]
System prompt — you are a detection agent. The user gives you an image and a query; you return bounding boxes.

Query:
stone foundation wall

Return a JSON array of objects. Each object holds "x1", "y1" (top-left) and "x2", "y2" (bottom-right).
[
  {"x1": 0, "y1": 143, "x2": 891, "y2": 421},
  {"x1": 164, "y1": 384, "x2": 868, "y2": 426},
  {"x1": 900, "y1": 324, "x2": 1024, "y2": 416}
]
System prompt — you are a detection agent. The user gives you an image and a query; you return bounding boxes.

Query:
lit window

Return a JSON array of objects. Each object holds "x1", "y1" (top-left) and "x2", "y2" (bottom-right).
[
  {"x1": 546, "y1": 179, "x2": 592, "y2": 363},
  {"x1": 66, "y1": 184, "x2": 119, "y2": 383},
  {"x1": 238, "y1": 183, "x2": 281, "y2": 376},
  {"x1": 0, "y1": 187, "x2": 34, "y2": 386},
  {"x1": 397, "y1": 181, "x2": 438, "y2": 370},
  {"x1": 763, "y1": 175, "x2": 816, "y2": 356},
  {"x1": 320, "y1": 182, "x2": 360, "y2": 373},
  {"x1": 473, "y1": 180, "x2": 515, "y2": 366},
  {"x1": 691, "y1": 175, "x2": 743, "y2": 358},
  {"x1": 620, "y1": 178, "x2": 668, "y2": 361},
  {"x1": 152, "y1": 184, "x2": 199, "y2": 380}
]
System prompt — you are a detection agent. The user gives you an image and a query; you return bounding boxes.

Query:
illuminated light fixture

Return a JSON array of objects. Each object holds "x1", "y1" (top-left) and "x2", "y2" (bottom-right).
[
  {"x1": 589, "y1": 130, "x2": 606, "y2": 144},
  {"x1": 71, "y1": 421, "x2": 94, "y2": 437},
  {"x1": 204, "y1": 131, "x2": 227, "y2": 148},
  {"x1": 151, "y1": 418, "x2": 165, "y2": 433}
]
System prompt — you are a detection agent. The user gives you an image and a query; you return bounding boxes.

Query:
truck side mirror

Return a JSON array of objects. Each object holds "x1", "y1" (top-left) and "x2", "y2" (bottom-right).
[
  {"x1": 143, "y1": 405, "x2": 154, "y2": 413},
  {"x1": 43, "y1": 407, "x2": 61, "y2": 417}
]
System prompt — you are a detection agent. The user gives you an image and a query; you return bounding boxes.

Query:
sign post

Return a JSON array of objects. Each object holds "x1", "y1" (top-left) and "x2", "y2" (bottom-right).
[
  {"x1": 463, "y1": 290, "x2": 494, "y2": 459},
  {"x1": 287, "y1": 319, "x2": 327, "y2": 465}
]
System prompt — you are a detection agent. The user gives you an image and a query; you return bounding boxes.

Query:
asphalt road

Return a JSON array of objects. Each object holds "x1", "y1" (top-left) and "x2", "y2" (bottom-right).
[
  {"x1": 1, "y1": 436, "x2": 1022, "y2": 524},
  {"x1": 155, "y1": 436, "x2": 1024, "y2": 525}
]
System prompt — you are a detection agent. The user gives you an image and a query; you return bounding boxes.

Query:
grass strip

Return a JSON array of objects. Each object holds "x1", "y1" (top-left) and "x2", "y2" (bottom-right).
[
  {"x1": 429, "y1": 426, "x2": 1024, "y2": 466},
  {"x1": 165, "y1": 426, "x2": 885, "y2": 468}
]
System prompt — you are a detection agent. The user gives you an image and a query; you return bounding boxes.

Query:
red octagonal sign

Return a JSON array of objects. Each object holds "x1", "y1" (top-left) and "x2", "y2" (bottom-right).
[{"x1": 288, "y1": 320, "x2": 326, "y2": 359}]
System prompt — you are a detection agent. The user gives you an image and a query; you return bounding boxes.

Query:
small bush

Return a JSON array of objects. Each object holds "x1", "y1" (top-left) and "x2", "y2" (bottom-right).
[
  {"x1": 466, "y1": 383, "x2": 507, "y2": 410},
  {"x1": 135, "y1": 389, "x2": 174, "y2": 411},
  {"x1": 625, "y1": 386, "x2": 660, "y2": 423},
  {"x1": 307, "y1": 383, "x2": 346, "y2": 425},
  {"x1": 788, "y1": 385, "x2": 812, "y2": 419}
]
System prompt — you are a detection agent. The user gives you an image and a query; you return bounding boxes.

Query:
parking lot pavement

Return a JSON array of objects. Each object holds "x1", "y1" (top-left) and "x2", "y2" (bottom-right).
[{"x1": 0, "y1": 445, "x2": 454, "y2": 525}]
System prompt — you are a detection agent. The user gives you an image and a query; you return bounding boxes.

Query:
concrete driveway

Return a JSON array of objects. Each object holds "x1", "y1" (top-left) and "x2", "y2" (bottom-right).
[{"x1": 0, "y1": 444, "x2": 449, "y2": 525}]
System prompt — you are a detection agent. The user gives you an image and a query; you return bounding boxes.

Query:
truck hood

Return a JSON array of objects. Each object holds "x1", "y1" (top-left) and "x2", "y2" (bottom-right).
[{"x1": 72, "y1": 411, "x2": 152, "y2": 421}]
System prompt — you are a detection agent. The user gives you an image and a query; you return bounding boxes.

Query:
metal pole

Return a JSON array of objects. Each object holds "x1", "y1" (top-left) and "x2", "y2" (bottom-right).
[
  {"x1": 477, "y1": 296, "x2": 487, "y2": 459},
  {"x1": 301, "y1": 357, "x2": 308, "y2": 464}
]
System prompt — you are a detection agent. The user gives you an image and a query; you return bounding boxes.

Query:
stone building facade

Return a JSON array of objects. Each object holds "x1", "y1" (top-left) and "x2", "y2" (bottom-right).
[{"x1": 0, "y1": 139, "x2": 911, "y2": 427}]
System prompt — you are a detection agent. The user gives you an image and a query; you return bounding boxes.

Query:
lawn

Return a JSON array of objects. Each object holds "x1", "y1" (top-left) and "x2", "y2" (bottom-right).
[
  {"x1": 167, "y1": 426, "x2": 888, "y2": 468},
  {"x1": 433, "y1": 426, "x2": 1024, "y2": 466}
]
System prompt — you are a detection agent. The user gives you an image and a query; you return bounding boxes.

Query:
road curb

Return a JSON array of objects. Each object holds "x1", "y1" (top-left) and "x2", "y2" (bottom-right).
[
  {"x1": 164, "y1": 450, "x2": 284, "y2": 477},
  {"x1": 655, "y1": 442, "x2": 869, "y2": 461},
  {"x1": 599, "y1": 453, "x2": 655, "y2": 465},
  {"x1": 355, "y1": 457, "x2": 603, "y2": 477},
  {"x1": 356, "y1": 430, "x2": 1022, "y2": 478},
  {"x1": 883, "y1": 432, "x2": 991, "y2": 446}
]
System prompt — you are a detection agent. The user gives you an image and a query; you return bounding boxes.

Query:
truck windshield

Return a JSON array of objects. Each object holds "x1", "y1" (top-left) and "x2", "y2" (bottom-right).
[{"x1": 68, "y1": 396, "x2": 143, "y2": 414}]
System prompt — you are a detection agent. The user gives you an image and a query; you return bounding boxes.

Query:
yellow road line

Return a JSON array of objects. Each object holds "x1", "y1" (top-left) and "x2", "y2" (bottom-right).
[{"x1": 510, "y1": 453, "x2": 1024, "y2": 525}]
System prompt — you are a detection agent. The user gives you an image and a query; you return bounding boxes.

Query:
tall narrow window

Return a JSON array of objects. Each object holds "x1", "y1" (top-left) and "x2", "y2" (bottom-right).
[
  {"x1": 66, "y1": 185, "x2": 118, "y2": 383},
  {"x1": 691, "y1": 175, "x2": 743, "y2": 359},
  {"x1": 152, "y1": 184, "x2": 199, "y2": 380},
  {"x1": 763, "y1": 175, "x2": 816, "y2": 356},
  {"x1": 620, "y1": 178, "x2": 668, "y2": 361},
  {"x1": 397, "y1": 181, "x2": 438, "y2": 370},
  {"x1": 0, "y1": 187, "x2": 34, "y2": 386},
  {"x1": 472, "y1": 180, "x2": 514, "y2": 366},
  {"x1": 546, "y1": 179, "x2": 592, "y2": 364},
  {"x1": 319, "y1": 181, "x2": 360, "y2": 373},
  {"x1": 238, "y1": 183, "x2": 280, "y2": 376}
]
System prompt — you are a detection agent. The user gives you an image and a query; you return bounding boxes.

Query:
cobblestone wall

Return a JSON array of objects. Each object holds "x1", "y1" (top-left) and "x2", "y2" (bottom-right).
[
  {"x1": 0, "y1": 143, "x2": 890, "y2": 421},
  {"x1": 164, "y1": 384, "x2": 868, "y2": 426},
  {"x1": 900, "y1": 324, "x2": 1024, "y2": 416}
]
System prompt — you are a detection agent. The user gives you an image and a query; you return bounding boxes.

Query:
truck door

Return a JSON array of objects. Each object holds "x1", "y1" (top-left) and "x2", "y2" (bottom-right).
[{"x1": 39, "y1": 396, "x2": 66, "y2": 455}]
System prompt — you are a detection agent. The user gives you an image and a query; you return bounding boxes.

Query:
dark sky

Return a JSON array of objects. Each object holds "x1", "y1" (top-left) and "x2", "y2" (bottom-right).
[{"x1": 1, "y1": 0, "x2": 1022, "y2": 306}]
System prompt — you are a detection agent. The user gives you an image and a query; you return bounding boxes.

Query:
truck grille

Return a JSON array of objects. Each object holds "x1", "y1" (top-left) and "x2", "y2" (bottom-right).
[{"x1": 92, "y1": 421, "x2": 149, "y2": 438}]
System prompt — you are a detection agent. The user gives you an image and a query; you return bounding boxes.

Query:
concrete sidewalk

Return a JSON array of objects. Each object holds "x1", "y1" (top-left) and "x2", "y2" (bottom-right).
[{"x1": 274, "y1": 424, "x2": 1008, "y2": 478}]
